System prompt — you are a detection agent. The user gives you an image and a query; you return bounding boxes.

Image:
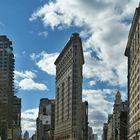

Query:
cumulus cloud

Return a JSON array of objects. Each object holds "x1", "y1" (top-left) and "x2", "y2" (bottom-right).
[
  {"x1": 21, "y1": 108, "x2": 38, "y2": 132},
  {"x1": 83, "y1": 51, "x2": 120, "y2": 85},
  {"x1": 30, "y1": 51, "x2": 59, "y2": 75},
  {"x1": 29, "y1": 0, "x2": 138, "y2": 32},
  {"x1": 19, "y1": 78, "x2": 47, "y2": 91},
  {"x1": 15, "y1": 70, "x2": 36, "y2": 79},
  {"x1": 15, "y1": 70, "x2": 47, "y2": 91}
]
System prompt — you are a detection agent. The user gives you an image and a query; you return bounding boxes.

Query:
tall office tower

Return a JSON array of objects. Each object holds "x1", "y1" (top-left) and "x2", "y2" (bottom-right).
[
  {"x1": 113, "y1": 91, "x2": 122, "y2": 140},
  {"x1": 103, "y1": 91, "x2": 128, "y2": 140},
  {"x1": 0, "y1": 35, "x2": 15, "y2": 140},
  {"x1": 112, "y1": 91, "x2": 128, "y2": 140},
  {"x1": 23, "y1": 131, "x2": 29, "y2": 140},
  {"x1": 54, "y1": 33, "x2": 84, "y2": 140},
  {"x1": 36, "y1": 98, "x2": 55, "y2": 140},
  {"x1": 125, "y1": 3, "x2": 140, "y2": 140},
  {"x1": 0, "y1": 35, "x2": 21, "y2": 140}
]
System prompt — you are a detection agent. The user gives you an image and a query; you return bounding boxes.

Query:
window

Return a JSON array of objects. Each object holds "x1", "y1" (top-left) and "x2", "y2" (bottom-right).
[{"x1": 43, "y1": 107, "x2": 46, "y2": 115}]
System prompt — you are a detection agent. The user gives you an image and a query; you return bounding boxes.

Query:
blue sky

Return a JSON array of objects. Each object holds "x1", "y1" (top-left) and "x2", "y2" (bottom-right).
[{"x1": 0, "y1": 0, "x2": 138, "y2": 139}]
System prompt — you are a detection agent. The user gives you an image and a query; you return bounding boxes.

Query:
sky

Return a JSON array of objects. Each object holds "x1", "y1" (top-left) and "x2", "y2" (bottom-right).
[{"x1": 0, "y1": 0, "x2": 139, "y2": 139}]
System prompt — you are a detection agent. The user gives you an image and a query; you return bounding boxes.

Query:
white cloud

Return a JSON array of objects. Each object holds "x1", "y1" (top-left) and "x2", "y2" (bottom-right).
[
  {"x1": 15, "y1": 70, "x2": 47, "y2": 91},
  {"x1": 15, "y1": 70, "x2": 36, "y2": 79},
  {"x1": 38, "y1": 31, "x2": 48, "y2": 37},
  {"x1": 19, "y1": 78, "x2": 47, "y2": 91},
  {"x1": 83, "y1": 51, "x2": 119, "y2": 85},
  {"x1": 29, "y1": 0, "x2": 138, "y2": 31},
  {"x1": 21, "y1": 108, "x2": 38, "y2": 132},
  {"x1": 88, "y1": 80, "x2": 96, "y2": 86},
  {"x1": 30, "y1": 53, "x2": 36, "y2": 60},
  {"x1": 30, "y1": 51, "x2": 59, "y2": 75}
]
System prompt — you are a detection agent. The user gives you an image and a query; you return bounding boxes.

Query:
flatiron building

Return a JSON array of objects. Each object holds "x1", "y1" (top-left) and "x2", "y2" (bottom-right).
[{"x1": 54, "y1": 33, "x2": 84, "y2": 140}]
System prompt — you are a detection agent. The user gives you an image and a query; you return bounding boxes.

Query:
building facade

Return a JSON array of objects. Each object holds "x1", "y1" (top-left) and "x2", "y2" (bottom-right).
[
  {"x1": 0, "y1": 35, "x2": 21, "y2": 140},
  {"x1": 102, "y1": 123, "x2": 107, "y2": 140},
  {"x1": 88, "y1": 126, "x2": 93, "y2": 140},
  {"x1": 54, "y1": 33, "x2": 84, "y2": 140},
  {"x1": 107, "y1": 114, "x2": 113, "y2": 140},
  {"x1": 125, "y1": 3, "x2": 140, "y2": 140},
  {"x1": 36, "y1": 98, "x2": 55, "y2": 140},
  {"x1": 120, "y1": 110, "x2": 127, "y2": 140}
]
